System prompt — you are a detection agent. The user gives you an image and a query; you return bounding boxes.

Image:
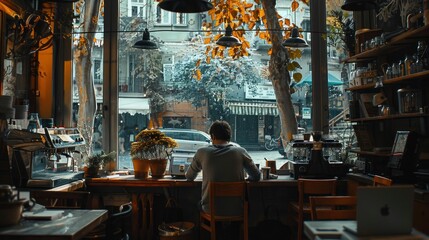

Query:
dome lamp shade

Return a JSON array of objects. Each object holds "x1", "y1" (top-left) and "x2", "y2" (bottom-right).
[
  {"x1": 158, "y1": 0, "x2": 214, "y2": 13},
  {"x1": 133, "y1": 28, "x2": 158, "y2": 49},
  {"x1": 282, "y1": 27, "x2": 309, "y2": 48},
  {"x1": 216, "y1": 25, "x2": 242, "y2": 47}
]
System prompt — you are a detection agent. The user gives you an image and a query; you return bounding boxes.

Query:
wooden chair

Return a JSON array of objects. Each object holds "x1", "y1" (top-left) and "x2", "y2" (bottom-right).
[
  {"x1": 289, "y1": 178, "x2": 337, "y2": 240},
  {"x1": 30, "y1": 190, "x2": 91, "y2": 209},
  {"x1": 373, "y1": 175, "x2": 392, "y2": 186},
  {"x1": 200, "y1": 182, "x2": 248, "y2": 240},
  {"x1": 309, "y1": 196, "x2": 357, "y2": 220}
]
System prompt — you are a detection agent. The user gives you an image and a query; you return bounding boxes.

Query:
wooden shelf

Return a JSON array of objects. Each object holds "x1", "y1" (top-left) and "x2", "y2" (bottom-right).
[
  {"x1": 349, "y1": 113, "x2": 429, "y2": 122},
  {"x1": 350, "y1": 148, "x2": 392, "y2": 157},
  {"x1": 346, "y1": 70, "x2": 429, "y2": 91},
  {"x1": 345, "y1": 25, "x2": 429, "y2": 63}
]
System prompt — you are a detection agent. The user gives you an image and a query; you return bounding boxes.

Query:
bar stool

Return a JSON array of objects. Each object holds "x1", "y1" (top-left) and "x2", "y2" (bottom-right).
[
  {"x1": 373, "y1": 175, "x2": 392, "y2": 186},
  {"x1": 200, "y1": 182, "x2": 248, "y2": 240},
  {"x1": 289, "y1": 178, "x2": 337, "y2": 240}
]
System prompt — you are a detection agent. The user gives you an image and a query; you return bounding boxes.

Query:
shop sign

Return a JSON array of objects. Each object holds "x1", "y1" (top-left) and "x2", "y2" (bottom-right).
[
  {"x1": 302, "y1": 107, "x2": 311, "y2": 119},
  {"x1": 245, "y1": 85, "x2": 276, "y2": 100}
]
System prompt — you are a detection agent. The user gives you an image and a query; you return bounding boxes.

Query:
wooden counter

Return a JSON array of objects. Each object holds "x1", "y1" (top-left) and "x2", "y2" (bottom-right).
[
  {"x1": 84, "y1": 174, "x2": 347, "y2": 240},
  {"x1": 84, "y1": 174, "x2": 299, "y2": 187}
]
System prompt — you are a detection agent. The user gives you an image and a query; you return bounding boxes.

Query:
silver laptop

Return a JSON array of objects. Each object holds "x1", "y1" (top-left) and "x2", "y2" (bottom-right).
[{"x1": 344, "y1": 185, "x2": 414, "y2": 236}]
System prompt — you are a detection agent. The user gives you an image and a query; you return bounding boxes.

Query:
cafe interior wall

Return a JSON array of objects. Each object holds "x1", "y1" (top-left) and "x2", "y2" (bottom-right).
[{"x1": 0, "y1": 0, "x2": 63, "y2": 121}]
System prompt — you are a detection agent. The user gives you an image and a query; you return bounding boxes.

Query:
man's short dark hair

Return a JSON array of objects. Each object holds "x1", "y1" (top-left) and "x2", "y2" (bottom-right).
[{"x1": 209, "y1": 120, "x2": 231, "y2": 141}]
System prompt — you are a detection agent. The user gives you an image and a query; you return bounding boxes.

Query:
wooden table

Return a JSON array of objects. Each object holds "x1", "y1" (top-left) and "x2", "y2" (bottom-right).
[
  {"x1": 0, "y1": 209, "x2": 108, "y2": 240},
  {"x1": 304, "y1": 220, "x2": 428, "y2": 240}
]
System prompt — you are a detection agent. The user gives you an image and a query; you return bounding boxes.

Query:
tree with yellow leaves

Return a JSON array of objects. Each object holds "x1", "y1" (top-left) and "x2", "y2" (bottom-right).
[{"x1": 198, "y1": 0, "x2": 309, "y2": 143}]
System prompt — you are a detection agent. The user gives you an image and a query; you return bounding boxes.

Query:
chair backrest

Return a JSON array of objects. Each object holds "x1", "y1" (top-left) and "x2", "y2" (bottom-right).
[
  {"x1": 106, "y1": 203, "x2": 133, "y2": 239},
  {"x1": 30, "y1": 190, "x2": 91, "y2": 209},
  {"x1": 373, "y1": 175, "x2": 392, "y2": 186},
  {"x1": 310, "y1": 196, "x2": 356, "y2": 220},
  {"x1": 298, "y1": 178, "x2": 337, "y2": 208},
  {"x1": 208, "y1": 181, "x2": 247, "y2": 217}
]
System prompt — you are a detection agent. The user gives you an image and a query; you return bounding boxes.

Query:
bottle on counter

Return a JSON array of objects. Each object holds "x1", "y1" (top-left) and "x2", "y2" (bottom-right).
[{"x1": 27, "y1": 113, "x2": 41, "y2": 133}]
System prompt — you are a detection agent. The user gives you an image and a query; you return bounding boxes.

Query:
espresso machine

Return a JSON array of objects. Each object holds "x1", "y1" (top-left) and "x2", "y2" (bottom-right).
[
  {"x1": 7, "y1": 128, "x2": 86, "y2": 188},
  {"x1": 290, "y1": 132, "x2": 349, "y2": 179}
]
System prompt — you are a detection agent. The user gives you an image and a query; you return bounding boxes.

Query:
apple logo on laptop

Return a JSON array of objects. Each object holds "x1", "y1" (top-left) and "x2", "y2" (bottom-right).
[{"x1": 380, "y1": 204, "x2": 390, "y2": 216}]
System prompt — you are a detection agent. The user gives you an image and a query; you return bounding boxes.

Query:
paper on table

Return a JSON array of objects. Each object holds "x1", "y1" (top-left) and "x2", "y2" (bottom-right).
[{"x1": 22, "y1": 210, "x2": 64, "y2": 220}]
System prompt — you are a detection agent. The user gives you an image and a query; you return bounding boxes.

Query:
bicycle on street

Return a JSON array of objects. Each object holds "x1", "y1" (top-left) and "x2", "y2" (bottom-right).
[{"x1": 264, "y1": 136, "x2": 279, "y2": 151}]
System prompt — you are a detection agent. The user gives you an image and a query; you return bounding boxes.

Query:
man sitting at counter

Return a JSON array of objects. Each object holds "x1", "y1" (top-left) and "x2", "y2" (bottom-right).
[{"x1": 185, "y1": 120, "x2": 261, "y2": 213}]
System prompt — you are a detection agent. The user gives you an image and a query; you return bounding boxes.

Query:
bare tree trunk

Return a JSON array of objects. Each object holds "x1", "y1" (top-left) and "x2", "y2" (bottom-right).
[
  {"x1": 261, "y1": 0, "x2": 298, "y2": 144},
  {"x1": 75, "y1": 0, "x2": 102, "y2": 157}
]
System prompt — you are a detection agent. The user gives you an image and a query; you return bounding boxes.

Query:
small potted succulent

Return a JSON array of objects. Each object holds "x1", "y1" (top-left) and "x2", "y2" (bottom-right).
[{"x1": 84, "y1": 151, "x2": 116, "y2": 178}]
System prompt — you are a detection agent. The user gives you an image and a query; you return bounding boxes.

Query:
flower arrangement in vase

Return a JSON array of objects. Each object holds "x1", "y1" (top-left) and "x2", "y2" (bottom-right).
[{"x1": 130, "y1": 129, "x2": 177, "y2": 179}]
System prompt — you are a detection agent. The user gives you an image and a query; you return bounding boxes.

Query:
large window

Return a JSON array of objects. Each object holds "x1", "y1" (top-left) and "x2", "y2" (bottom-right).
[
  {"x1": 92, "y1": 1, "x2": 349, "y2": 170},
  {"x1": 129, "y1": 0, "x2": 145, "y2": 17},
  {"x1": 156, "y1": 6, "x2": 171, "y2": 24}
]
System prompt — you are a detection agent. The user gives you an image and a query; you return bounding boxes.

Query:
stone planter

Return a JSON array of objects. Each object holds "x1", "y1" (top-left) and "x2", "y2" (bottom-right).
[
  {"x1": 132, "y1": 158, "x2": 150, "y2": 179},
  {"x1": 149, "y1": 158, "x2": 168, "y2": 179}
]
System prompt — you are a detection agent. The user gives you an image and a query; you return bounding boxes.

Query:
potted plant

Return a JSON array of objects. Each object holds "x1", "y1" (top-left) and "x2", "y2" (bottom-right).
[
  {"x1": 84, "y1": 151, "x2": 116, "y2": 178},
  {"x1": 130, "y1": 129, "x2": 177, "y2": 179}
]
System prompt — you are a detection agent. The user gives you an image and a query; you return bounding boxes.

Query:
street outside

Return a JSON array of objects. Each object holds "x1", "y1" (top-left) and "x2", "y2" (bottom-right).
[{"x1": 118, "y1": 149, "x2": 288, "y2": 171}]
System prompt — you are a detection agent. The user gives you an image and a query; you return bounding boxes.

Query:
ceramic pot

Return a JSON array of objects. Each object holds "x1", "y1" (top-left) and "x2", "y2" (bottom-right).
[
  {"x1": 132, "y1": 158, "x2": 150, "y2": 179},
  {"x1": 149, "y1": 159, "x2": 168, "y2": 179},
  {"x1": 84, "y1": 166, "x2": 100, "y2": 178},
  {"x1": 0, "y1": 199, "x2": 26, "y2": 226}
]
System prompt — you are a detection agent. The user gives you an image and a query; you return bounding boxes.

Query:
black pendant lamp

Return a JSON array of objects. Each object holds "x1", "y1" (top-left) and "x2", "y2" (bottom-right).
[
  {"x1": 282, "y1": 27, "x2": 308, "y2": 48},
  {"x1": 216, "y1": 25, "x2": 241, "y2": 47},
  {"x1": 133, "y1": 28, "x2": 158, "y2": 49},
  {"x1": 40, "y1": 0, "x2": 80, "y2": 2},
  {"x1": 341, "y1": 0, "x2": 377, "y2": 11},
  {"x1": 158, "y1": 0, "x2": 213, "y2": 13}
]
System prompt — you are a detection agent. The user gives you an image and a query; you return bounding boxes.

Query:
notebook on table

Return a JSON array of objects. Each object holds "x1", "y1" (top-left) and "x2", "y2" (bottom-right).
[{"x1": 343, "y1": 185, "x2": 414, "y2": 236}]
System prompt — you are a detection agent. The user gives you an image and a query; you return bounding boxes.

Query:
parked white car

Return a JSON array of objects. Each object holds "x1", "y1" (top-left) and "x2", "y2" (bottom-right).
[{"x1": 159, "y1": 128, "x2": 240, "y2": 154}]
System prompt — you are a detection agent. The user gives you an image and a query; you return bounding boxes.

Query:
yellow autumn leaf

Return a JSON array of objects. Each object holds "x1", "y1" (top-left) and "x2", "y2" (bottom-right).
[
  {"x1": 243, "y1": 40, "x2": 250, "y2": 49},
  {"x1": 287, "y1": 63, "x2": 296, "y2": 71},
  {"x1": 196, "y1": 59, "x2": 201, "y2": 68},
  {"x1": 259, "y1": 9, "x2": 265, "y2": 18},
  {"x1": 248, "y1": 21, "x2": 255, "y2": 30},
  {"x1": 291, "y1": 0, "x2": 299, "y2": 12},
  {"x1": 243, "y1": 49, "x2": 249, "y2": 56},
  {"x1": 206, "y1": 56, "x2": 211, "y2": 64},
  {"x1": 292, "y1": 61, "x2": 302, "y2": 69},
  {"x1": 196, "y1": 69, "x2": 202, "y2": 81},
  {"x1": 204, "y1": 37, "x2": 212, "y2": 44},
  {"x1": 293, "y1": 72, "x2": 302, "y2": 81},
  {"x1": 218, "y1": 49, "x2": 224, "y2": 58},
  {"x1": 285, "y1": 18, "x2": 291, "y2": 26}
]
